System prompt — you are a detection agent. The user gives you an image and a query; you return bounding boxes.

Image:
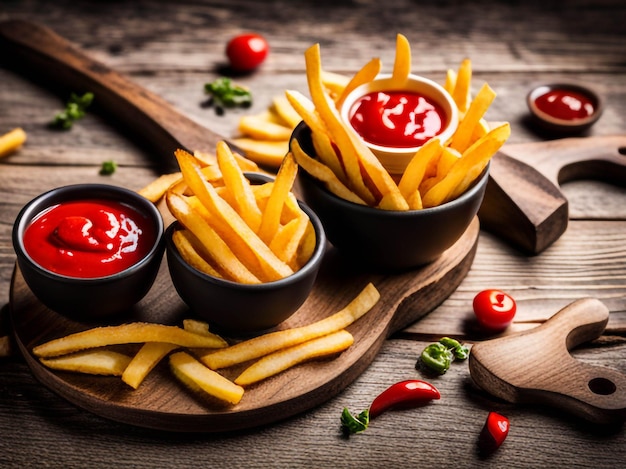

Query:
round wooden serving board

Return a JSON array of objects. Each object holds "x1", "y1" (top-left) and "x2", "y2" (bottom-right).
[{"x1": 9, "y1": 217, "x2": 479, "y2": 432}]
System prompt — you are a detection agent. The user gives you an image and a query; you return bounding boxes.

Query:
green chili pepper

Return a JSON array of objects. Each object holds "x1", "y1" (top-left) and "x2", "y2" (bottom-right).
[
  {"x1": 420, "y1": 342, "x2": 453, "y2": 374},
  {"x1": 439, "y1": 337, "x2": 469, "y2": 360},
  {"x1": 419, "y1": 337, "x2": 470, "y2": 374}
]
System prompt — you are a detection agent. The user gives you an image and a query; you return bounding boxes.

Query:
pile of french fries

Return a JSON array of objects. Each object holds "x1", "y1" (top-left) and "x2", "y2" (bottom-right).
[
  {"x1": 141, "y1": 142, "x2": 317, "y2": 284},
  {"x1": 235, "y1": 34, "x2": 510, "y2": 210},
  {"x1": 34, "y1": 283, "x2": 380, "y2": 405}
]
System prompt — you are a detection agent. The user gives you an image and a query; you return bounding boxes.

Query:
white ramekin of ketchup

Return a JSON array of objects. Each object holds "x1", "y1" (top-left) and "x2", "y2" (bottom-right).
[
  {"x1": 340, "y1": 73, "x2": 459, "y2": 174},
  {"x1": 12, "y1": 184, "x2": 165, "y2": 320},
  {"x1": 527, "y1": 83, "x2": 603, "y2": 134}
]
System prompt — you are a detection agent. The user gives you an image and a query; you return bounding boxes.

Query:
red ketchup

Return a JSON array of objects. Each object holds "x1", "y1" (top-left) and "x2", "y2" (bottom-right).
[
  {"x1": 533, "y1": 88, "x2": 595, "y2": 121},
  {"x1": 348, "y1": 90, "x2": 446, "y2": 148},
  {"x1": 23, "y1": 200, "x2": 155, "y2": 278}
]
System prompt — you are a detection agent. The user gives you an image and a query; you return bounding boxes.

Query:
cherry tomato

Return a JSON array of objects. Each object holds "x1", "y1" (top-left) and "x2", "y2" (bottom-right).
[
  {"x1": 472, "y1": 289, "x2": 517, "y2": 331},
  {"x1": 226, "y1": 33, "x2": 269, "y2": 72}
]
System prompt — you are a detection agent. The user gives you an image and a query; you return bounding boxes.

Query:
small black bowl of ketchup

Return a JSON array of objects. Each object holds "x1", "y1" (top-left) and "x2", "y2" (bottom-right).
[
  {"x1": 527, "y1": 83, "x2": 603, "y2": 135},
  {"x1": 12, "y1": 184, "x2": 165, "y2": 320}
]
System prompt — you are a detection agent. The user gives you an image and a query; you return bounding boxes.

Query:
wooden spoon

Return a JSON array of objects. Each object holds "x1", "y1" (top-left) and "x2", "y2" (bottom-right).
[{"x1": 469, "y1": 297, "x2": 626, "y2": 425}]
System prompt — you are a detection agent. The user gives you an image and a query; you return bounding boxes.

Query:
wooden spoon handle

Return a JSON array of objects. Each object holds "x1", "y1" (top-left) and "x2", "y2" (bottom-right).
[
  {"x1": 0, "y1": 19, "x2": 222, "y2": 168},
  {"x1": 469, "y1": 298, "x2": 626, "y2": 425}
]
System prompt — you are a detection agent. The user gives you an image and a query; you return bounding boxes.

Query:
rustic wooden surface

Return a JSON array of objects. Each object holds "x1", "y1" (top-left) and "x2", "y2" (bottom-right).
[{"x1": 0, "y1": 0, "x2": 625, "y2": 467}]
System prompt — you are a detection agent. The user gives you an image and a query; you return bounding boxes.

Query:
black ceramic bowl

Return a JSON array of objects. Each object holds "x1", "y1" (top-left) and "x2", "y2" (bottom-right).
[
  {"x1": 292, "y1": 122, "x2": 489, "y2": 271},
  {"x1": 527, "y1": 82, "x2": 603, "y2": 134},
  {"x1": 165, "y1": 182, "x2": 326, "y2": 335},
  {"x1": 12, "y1": 184, "x2": 165, "y2": 320}
]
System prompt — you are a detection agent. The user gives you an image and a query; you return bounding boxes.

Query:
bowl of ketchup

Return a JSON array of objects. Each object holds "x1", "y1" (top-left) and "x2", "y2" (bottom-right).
[
  {"x1": 527, "y1": 83, "x2": 603, "y2": 134},
  {"x1": 340, "y1": 73, "x2": 459, "y2": 174},
  {"x1": 13, "y1": 184, "x2": 165, "y2": 320}
]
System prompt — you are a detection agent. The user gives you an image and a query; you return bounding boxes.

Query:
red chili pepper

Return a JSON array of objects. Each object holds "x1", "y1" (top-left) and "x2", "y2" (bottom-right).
[
  {"x1": 369, "y1": 379, "x2": 440, "y2": 419},
  {"x1": 478, "y1": 411, "x2": 510, "y2": 454},
  {"x1": 340, "y1": 379, "x2": 440, "y2": 434}
]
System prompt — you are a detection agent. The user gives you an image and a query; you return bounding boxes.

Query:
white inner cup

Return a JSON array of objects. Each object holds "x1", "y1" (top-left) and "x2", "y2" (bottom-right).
[{"x1": 340, "y1": 73, "x2": 459, "y2": 175}]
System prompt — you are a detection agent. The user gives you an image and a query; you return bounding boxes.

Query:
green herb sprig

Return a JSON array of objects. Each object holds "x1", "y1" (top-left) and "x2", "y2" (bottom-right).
[
  {"x1": 204, "y1": 78, "x2": 252, "y2": 115},
  {"x1": 99, "y1": 160, "x2": 117, "y2": 175},
  {"x1": 51, "y1": 92, "x2": 94, "y2": 130}
]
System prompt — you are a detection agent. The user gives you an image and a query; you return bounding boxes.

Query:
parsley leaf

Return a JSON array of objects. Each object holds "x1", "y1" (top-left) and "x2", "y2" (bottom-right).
[
  {"x1": 52, "y1": 92, "x2": 94, "y2": 130},
  {"x1": 99, "y1": 160, "x2": 117, "y2": 175},
  {"x1": 204, "y1": 78, "x2": 252, "y2": 115}
]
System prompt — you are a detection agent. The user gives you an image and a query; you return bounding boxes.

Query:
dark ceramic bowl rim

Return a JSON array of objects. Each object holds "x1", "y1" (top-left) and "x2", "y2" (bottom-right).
[
  {"x1": 298, "y1": 156, "x2": 490, "y2": 218},
  {"x1": 165, "y1": 178, "x2": 327, "y2": 291},
  {"x1": 526, "y1": 82, "x2": 603, "y2": 128},
  {"x1": 12, "y1": 183, "x2": 165, "y2": 284}
]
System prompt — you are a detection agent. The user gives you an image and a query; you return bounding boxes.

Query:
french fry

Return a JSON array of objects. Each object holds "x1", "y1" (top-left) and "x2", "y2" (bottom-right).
[
  {"x1": 447, "y1": 123, "x2": 510, "y2": 200},
  {"x1": 296, "y1": 221, "x2": 317, "y2": 270},
  {"x1": 229, "y1": 137, "x2": 287, "y2": 168},
  {"x1": 172, "y1": 228, "x2": 224, "y2": 278},
  {"x1": 390, "y1": 33, "x2": 411, "y2": 88},
  {"x1": 422, "y1": 122, "x2": 511, "y2": 207},
  {"x1": 216, "y1": 141, "x2": 263, "y2": 232},
  {"x1": 33, "y1": 323, "x2": 228, "y2": 358},
  {"x1": 285, "y1": 89, "x2": 347, "y2": 183},
  {"x1": 183, "y1": 319, "x2": 212, "y2": 336},
  {"x1": 167, "y1": 191, "x2": 261, "y2": 284},
  {"x1": 444, "y1": 69, "x2": 457, "y2": 95},
  {"x1": 336, "y1": 57, "x2": 382, "y2": 108},
  {"x1": 310, "y1": 130, "x2": 348, "y2": 182},
  {"x1": 291, "y1": 141, "x2": 366, "y2": 205},
  {"x1": 450, "y1": 83, "x2": 497, "y2": 153},
  {"x1": 194, "y1": 149, "x2": 259, "y2": 173},
  {"x1": 436, "y1": 147, "x2": 462, "y2": 179},
  {"x1": 235, "y1": 330, "x2": 354, "y2": 386},
  {"x1": 321, "y1": 70, "x2": 350, "y2": 100},
  {"x1": 397, "y1": 138, "x2": 443, "y2": 209},
  {"x1": 257, "y1": 152, "x2": 298, "y2": 244},
  {"x1": 0, "y1": 127, "x2": 27, "y2": 158},
  {"x1": 201, "y1": 282, "x2": 380, "y2": 370},
  {"x1": 169, "y1": 351, "x2": 244, "y2": 405},
  {"x1": 122, "y1": 342, "x2": 178, "y2": 389},
  {"x1": 238, "y1": 113, "x2": 293, "y2": 141},
  {"x1": 452, "y1": 58, "x2": 472, "y2": 114},
  {"x1": 272, "y1": 95, "x2": 302, "y2": 129},
  {"x1": 40, "y1": 350, "x2": 132, "y2": 376},
  {"x1": 269, "y1": 208, "x2": 310, "y2": 269},
  {"x1": 137, "y1": 172, "x2": 183, "y2": 203}
]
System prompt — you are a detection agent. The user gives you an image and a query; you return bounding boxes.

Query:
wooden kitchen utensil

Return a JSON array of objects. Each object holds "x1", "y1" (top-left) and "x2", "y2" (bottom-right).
[
  {"x1": 469, "y1": 297, "x2": 626, "y2": 425},
  {"x1": 2, "y1": 19, "x2": 625, "y2": 254}
]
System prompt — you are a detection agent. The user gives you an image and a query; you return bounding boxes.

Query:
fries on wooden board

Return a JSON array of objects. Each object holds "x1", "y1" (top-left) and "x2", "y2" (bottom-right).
[{"x1": 33, "y1": 283, "x2": 379, "y2": 405}]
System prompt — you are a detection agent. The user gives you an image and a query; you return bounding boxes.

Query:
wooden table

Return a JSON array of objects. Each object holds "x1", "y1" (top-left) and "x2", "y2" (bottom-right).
[{"x1": 1, "y1": 1, "x2": 625, "y2": 467}]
